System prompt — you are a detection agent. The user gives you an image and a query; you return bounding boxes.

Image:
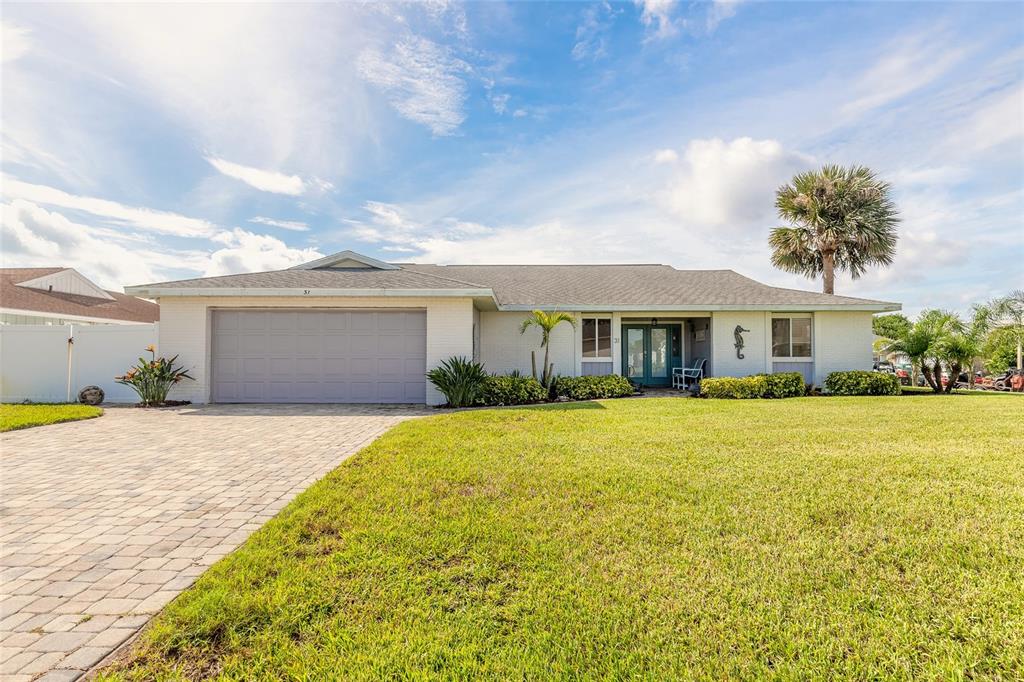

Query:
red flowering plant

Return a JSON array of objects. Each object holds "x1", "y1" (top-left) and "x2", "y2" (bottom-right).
[{"x1": 115, "y1": 345, "x2": 194, "y2": 406}]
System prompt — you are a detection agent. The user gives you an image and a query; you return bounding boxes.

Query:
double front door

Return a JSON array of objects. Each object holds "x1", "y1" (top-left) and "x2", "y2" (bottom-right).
[{"x1": 623, "y1": 324, "x2": 681, "y2": 387}]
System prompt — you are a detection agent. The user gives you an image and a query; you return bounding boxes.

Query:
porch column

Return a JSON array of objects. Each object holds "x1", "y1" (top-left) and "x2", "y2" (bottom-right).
[{"x1": 611, "y1": 312, "x2": 623, "y2": 375}]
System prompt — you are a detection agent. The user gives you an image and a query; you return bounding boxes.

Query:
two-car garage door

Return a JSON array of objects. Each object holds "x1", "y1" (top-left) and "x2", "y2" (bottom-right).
[{"x1": 211, "y1": 310, "x2": 426, "y2": 403}]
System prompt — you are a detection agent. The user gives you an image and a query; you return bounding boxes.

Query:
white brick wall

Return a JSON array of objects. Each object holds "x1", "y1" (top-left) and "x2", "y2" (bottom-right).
[
  {"x1": 478, "y1": 311, "x2": 576, "y2": 378},
  {"x1": 711, "y1": 311, "x2": 769, "y2": 377},
  {"x1": 813, "y1": 311, "x2": 874, "y2": 386},
  {"x1": 156, "y1": 296, "x2": 474, "y2": 406}
]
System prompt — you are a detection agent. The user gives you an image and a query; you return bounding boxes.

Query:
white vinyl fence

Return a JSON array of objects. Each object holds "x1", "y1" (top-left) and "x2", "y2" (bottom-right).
[{"x1": 0, "y1": 324, "x2": 157, "y2": 403}]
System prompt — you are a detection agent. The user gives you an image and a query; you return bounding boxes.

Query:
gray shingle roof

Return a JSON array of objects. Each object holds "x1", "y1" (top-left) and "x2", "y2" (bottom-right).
[
  {"x1": 401, "y1": 264, "x2": 891, "y2": 307},
  {"x1": 127, "y1": 261, "x2": 897, "y2": 310}
]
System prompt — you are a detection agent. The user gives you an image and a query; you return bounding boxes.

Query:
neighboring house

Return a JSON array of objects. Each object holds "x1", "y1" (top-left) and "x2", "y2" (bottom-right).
[
  {"x1": 0, "y1": 268, "x2": 159, "y2": 325},
  {"x1": 125, "y1": 250, "x2": 900, "y2": 405}
]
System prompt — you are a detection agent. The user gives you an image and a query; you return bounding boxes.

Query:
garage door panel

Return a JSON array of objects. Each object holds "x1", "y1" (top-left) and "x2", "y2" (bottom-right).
[
  {"x1": 377, "y1": 335, "x2": 406, "y2": 355},
  {"x1": 348, "y1": 335, "x2": 376, "y2": 354},
  {"x1": 239, "y1": 335, "x2": 267, "y2": 354},
  {"x1": 212, "y1": 310, "x2": 426, "y2": 403},
  {"x1": 405, "y1": 381, "x2": 426, "y2": 401}
]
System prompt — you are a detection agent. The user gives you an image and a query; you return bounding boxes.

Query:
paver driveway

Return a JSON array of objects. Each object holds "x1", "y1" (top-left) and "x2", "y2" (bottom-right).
[{"x1": 0, "y1": 403, "x2": 428, "y2": 681}]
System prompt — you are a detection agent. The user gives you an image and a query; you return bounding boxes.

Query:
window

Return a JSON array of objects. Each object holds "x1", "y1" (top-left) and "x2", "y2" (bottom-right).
[
  {"x1": 772, "y1": 316, "x2": 812, "y2": 358},
  {"x1": 582, "y1": 317, "x2": 612, "y2": 358}
]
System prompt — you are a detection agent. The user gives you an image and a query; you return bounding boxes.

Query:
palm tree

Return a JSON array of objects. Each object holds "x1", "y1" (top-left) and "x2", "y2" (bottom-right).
[
  {"x1": 885, "y1": 310, "x2": 965, "y2": 393},
  {"x1": 769, "y1": 165, "x2": 899, "y2": 294},
  {"x1": 519, "y1": 310, "x2": 577, "y2": 387},
  {"x1": 974, "y1": 290, "x2": 1024, "y2": 372}
]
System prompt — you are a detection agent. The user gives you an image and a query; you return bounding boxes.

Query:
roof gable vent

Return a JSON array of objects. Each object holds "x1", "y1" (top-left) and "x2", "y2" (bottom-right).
[{"x1": 290, "y1": 250, "x2": 400, "y2": 271}]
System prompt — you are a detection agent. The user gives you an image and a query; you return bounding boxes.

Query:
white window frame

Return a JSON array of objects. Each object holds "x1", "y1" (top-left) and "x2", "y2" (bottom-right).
[
  {"x1": 771, "y1": 314, "x2": 813, "y2": 362},
  {"x1": 581, "y1": 315, "x2": 613, "y2": 362}
]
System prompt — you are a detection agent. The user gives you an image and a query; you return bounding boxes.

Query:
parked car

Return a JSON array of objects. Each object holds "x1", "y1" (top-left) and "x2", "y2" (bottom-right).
[
  {"x1": 873, "y1": 361, "x2": 895, "y2": 373},
  {"x1": 893, "y1": 363, "x2": 925, "y2": 387}
]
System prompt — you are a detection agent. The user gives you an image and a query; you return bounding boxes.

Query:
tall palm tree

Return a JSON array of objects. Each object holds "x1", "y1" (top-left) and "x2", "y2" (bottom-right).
[
  {"x1": 520, "y1": 310, "x2": 577, "y2": 387},
  {"x1": 769, "y1": 165, "x2": 899, "y2": 294}
]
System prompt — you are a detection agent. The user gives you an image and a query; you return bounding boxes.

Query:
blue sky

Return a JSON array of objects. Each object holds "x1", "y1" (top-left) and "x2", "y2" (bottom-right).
[{"x1": 1, "y1": 1, "x2": 1021, "y2": 315}]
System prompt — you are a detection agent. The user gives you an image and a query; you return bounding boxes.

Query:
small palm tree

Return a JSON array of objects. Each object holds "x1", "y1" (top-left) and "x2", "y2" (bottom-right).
[
  {"x1": 769, "y1": 165, "x2": 899, "y2": 294},
  {"x1": 520, "y1": 310, "x2": 577, "y2": 387}
]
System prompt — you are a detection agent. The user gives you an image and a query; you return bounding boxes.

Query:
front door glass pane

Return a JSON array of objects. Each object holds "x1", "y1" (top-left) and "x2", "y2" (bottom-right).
[
  {"x1": 650, "y1": 328, "x2": 668, "y2": 377},
  {"x1": 626, "y1": 328, "x2": 644, "y2": 378}
]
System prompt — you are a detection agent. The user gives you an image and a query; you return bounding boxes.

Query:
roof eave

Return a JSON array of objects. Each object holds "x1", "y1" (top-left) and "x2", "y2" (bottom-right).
[
  {"x1": 498, "y1": 303, "x2": 901, "y2": 312},
  {"x1": 123, "y1": 286, "x2": 497, "y2": 300}
]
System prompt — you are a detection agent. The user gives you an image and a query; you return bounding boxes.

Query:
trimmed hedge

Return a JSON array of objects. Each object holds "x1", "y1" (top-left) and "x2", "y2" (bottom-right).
[
  {"x1": 757, "y1": 372, "x2": 806, "y2": 399},
  {"x1": 700, "y1": 372, "x2": 805, "y2": 399},
  {"x1": 825, "y1": 370, "x2": 901, "y2": 396},
  {"x1": 700, "y1": 375, "x2": 769, "y2": 399},
  {"x1": 555, "y1": 375, "x2": 635, "y2": 401},
  {"x1": 480, "y1": 375, "x2": 548, "y2": 406}
]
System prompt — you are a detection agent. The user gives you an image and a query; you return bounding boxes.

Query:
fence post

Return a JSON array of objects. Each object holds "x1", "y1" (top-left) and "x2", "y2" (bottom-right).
[{"x1": 66, "y1": 324, "x2": 74, "y2": 402}]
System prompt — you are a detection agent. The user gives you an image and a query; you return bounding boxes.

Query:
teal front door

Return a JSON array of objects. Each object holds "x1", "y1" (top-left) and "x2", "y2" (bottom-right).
[{"x1": 622, "y1": 324, "x2": 680, "y2": 387}]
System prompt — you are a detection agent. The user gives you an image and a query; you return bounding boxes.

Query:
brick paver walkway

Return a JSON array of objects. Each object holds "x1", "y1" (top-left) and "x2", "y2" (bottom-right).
[{"x1": 0, "y1": 403, "x2": 428, "y2": 681}]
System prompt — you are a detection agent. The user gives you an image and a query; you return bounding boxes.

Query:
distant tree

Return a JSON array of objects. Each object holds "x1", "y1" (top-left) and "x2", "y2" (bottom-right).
[
  {"x1": 872, "y1": 313, "x2": 911, "y2": 342},
  {"x1": 519, "y1": 310, "x2": 577, "y2": 387},
  {"x1": 973, "y1": 290, "x2": 1024, "y2": 372},
  {"x1": 769, "y1": 165, "x2": 899, "y2": 294},
  {"x1": 981, "y1": 327, "x2": 1020, "y2": 373}
]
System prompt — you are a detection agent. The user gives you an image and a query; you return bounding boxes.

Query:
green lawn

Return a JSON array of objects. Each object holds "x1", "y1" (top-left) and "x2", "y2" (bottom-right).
[
  {"x1": 0, "y1": 403, "x2": 102, "y2": 432},
  {"x1": 102, "y1": 396, "x2": 1023, "y2": 680}
]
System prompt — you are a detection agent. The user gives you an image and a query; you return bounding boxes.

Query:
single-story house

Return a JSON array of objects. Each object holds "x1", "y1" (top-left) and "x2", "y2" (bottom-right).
[
  {"x1": 1, "y1": 268, "x2": 159, "y2": 326},
  {"x1": 125, "y1": 250, "x2": 901, "y2": 405}
]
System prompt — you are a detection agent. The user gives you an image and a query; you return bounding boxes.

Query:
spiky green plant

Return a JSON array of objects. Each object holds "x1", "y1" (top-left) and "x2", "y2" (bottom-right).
[
  {"x1": 426, "y1": 356, "x2": 488, "y2": 408},
  {"x1": 769, "y1": 165, "x2": 899, "y2": 294},
  {"x1": 519, "y1": 310, "x2": 577, "y2": 387}
]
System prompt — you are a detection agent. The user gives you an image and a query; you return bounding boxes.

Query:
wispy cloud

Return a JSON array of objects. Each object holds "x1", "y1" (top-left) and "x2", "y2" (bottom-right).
[
  {"x1": 572, "y1": 2, "x2": 619, "y2": 61},
  {"x1": 357, "y1": 36, "x2": 469, "y2": 136},
  {"x1": 1, "y1": 21, "x2": 31, "y2": 63},
  {"x1": 206, "y1": 156, "x2": 310, "y2": 196},
  {"x1": 841, "y1": 31, "x2": 970, "y2": 120},
  {"x1": 2, "y1": 177, "x2": 219, "y2": 238},
  {"x1": 248, "y1": 216, "x2": 310, "y2": 232}
]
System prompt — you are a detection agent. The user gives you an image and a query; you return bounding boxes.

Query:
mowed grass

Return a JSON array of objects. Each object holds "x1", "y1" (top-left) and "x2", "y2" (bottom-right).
[
  {"x1": 103, "y1": 396, "x2": 1023, "y2": 680},
  {"x1": 0, "y1": 403, "x2": 102, "y2": 432}
]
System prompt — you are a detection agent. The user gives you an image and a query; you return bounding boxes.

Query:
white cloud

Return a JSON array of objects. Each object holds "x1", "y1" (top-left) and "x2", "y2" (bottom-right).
[
  {"x1": 652, "y1": 148, "x2": 678, "y2": 163},
  {"x1": 706, "y1": 0, "x2": 739, "y2": 32},
  {"x1": 358, "y1": 36, "x2": 469, "y2": 136},
  {"x1": 206, "y1": 156, "x2": 307, "y2": 196},
  {"x1": 59, "y1": 4, "x2": 371, "y2": 177},
  {"x1": 660, "y1": 137, "x2": 812, "y2": 229},
  {"x1": 491, "y1": 93, "x2": 510, "y2": 115},
  {"x1": 248, "y1": 216, "x2": 310, "y2": 232},
  {"x1": 204, "y1": 229, "x2": 322, "y2": 276},
  {"x1": 1, "y1": 21, "x2": 31, "y2": 63},
  {"x1": 2, "y1": 177, "x2": 219, "y2": 238},
  {"x1": 635, "y1": 0, "x2": 678, "y2": 40},
  {"x1": 0, "y1": 199, "x2": 193, "y2": 290}
]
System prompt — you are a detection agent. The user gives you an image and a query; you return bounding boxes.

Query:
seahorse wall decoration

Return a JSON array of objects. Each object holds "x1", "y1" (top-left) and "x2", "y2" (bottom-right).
[{"x1": 734, "y1": 325, "x2": 750, "y2": 359}]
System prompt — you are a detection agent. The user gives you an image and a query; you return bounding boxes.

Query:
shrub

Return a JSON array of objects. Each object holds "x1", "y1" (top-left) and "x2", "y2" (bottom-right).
[
  {"x1": 756, "y1": 372, "x2": 806, "y2": 399},
  {"x1": 700, "y1": 375, "x2": 769, "y2": 399},
  {"x1": 115, "y1": 346, "x2": 194, "y2": 406},
  {"x1": 480, "y1": 375, "x2": 547, "y2": 406},
  {"x1": 554, "y1": 375, "x2": 634, "y2": 401},
  {"x1": 825, "y1": 370, "x2": 901, "y2": 396},
  {"x1": 426, "y1": 356, "x2": 488, "y2": 407}
]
